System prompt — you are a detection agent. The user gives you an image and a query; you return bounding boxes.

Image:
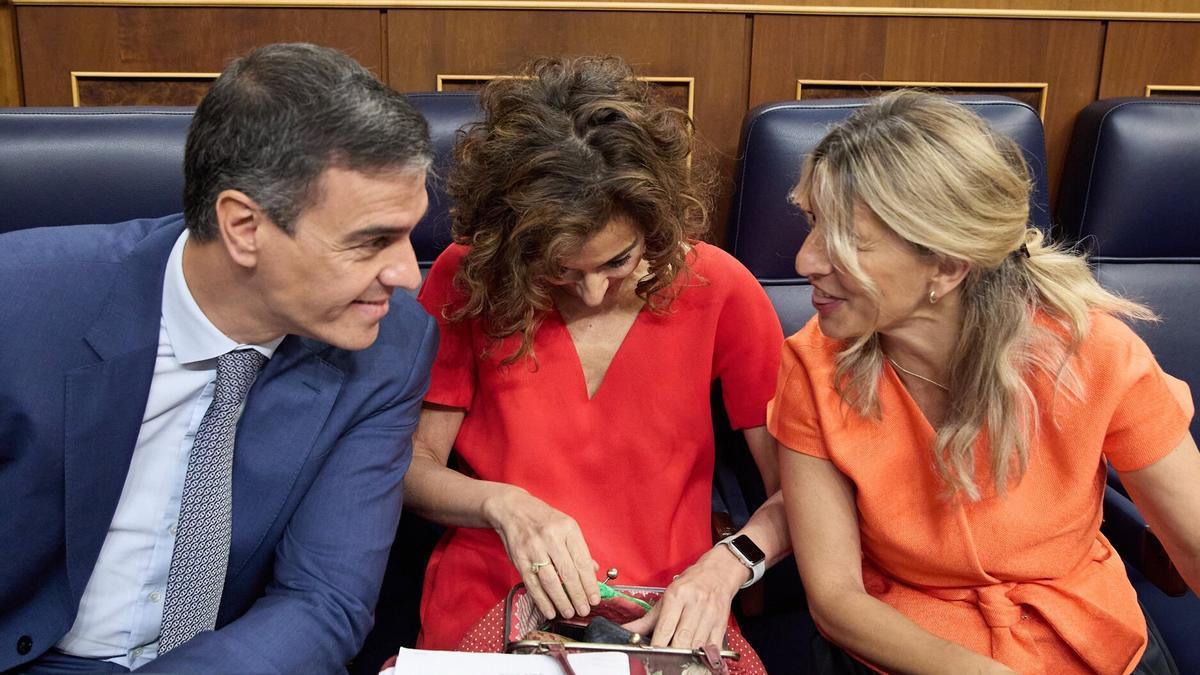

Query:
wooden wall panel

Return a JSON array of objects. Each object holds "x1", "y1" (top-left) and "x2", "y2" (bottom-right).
[
  {"x1": 386, "y1": 9, "x2": 751, "y2": 242},
  {"x1": 749, "y1": 15, "x2": 1105, "y2": 203},
  {"x1": 1099, "y1": 22, "x2": 1200, "y2": 97},
  {"x1": 16, "y1": 6, "x2": 383, "y2": 106},
  {"x1": 0, "y1": 1, "x2": 20, "y2": 106}
]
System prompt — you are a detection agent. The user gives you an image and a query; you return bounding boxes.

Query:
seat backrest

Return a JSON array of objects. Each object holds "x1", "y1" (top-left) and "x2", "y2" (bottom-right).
[
  {"x1": 0, "y1": 93, "x2": 483, "y2": 267},
  {"x1": 1057, "y1": 97, "x2": 1200, "y2": 440}
]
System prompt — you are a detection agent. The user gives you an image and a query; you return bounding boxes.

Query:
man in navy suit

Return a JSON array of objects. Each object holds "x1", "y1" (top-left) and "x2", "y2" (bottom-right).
[{"x1": 0, "y1": 43, "x2": 437, "y2": 673}]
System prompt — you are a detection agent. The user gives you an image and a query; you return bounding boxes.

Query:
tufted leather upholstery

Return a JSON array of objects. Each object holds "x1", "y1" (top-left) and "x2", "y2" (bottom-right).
[
  {"x1": 0, "y1": 93, "x2": 482, "y2": 268},
  {"x1": 1058, "y1": 97, "x2": 1200, "y2": 672}
]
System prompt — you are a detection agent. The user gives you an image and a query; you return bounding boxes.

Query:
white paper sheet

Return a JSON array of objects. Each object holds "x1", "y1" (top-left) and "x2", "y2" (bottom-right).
[{"x1": 380, "y1": 647, "x2": 631, "y2": 675}]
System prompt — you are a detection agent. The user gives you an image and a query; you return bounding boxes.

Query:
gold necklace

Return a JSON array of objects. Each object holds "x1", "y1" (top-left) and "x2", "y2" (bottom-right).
[{"x1": 886, "y1": 356, "x2": 949, "y2": 391}]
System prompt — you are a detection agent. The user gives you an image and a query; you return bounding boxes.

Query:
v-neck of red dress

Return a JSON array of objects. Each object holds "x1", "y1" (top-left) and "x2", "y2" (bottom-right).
[{"x1": 547, "y1": 304, "x2": 649, "y2": 402}]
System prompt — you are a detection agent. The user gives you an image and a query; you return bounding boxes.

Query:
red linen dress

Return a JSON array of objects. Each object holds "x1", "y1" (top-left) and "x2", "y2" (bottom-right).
[
  {"x1": 415, "y1": 242, "x2": 783, "y2": 650},
  {"x1": 768, "y1": 312, "x2": 1194, "y2": 674}
]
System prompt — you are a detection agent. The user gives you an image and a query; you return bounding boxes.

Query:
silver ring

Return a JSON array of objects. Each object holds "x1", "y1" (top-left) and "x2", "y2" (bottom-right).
[{"x1": 530, "y1": 560, "x2": 551, "y2": 574}]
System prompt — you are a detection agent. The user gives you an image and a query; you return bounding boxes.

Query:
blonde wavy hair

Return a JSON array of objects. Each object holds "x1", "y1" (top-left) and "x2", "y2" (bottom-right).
[{"x1": 793, "y1": 90, "x2": 1154, "y2": 500}]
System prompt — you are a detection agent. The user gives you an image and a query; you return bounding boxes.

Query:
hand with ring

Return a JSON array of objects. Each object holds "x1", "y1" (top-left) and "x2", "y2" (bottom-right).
[{"x1": 484, "y1": 486, "x2": 600, "y2": 620}]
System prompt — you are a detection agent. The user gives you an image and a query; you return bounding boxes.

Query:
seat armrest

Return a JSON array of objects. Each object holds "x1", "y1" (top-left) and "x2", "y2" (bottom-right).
[{"x1": 1102, "y1": 485, "x2": 1189, "y2": 596}]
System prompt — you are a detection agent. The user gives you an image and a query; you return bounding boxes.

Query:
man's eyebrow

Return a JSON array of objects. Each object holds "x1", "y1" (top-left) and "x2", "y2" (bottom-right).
[{"x1": 342, "y1": 225, "x2": 410, "y2": 243}]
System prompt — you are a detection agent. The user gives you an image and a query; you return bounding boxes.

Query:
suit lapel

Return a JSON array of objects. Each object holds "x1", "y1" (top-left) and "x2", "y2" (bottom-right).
[
  {"x1": 62, "y1": 220, "x2": 183, "y2": 602},
  {"x1": 226, "y1": 336, "x2": 345, "y2": 581}
]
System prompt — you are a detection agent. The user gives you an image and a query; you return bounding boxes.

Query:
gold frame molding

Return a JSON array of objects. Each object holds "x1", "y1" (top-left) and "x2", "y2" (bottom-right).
[
  {"x1": 1145, "y1": 84, "x2": 1200, "y2": 96},
  {"x1": 796, "y1": 79, "x2": 1048, "y2": 119},
  {"x1": 437, "y1": 73, "x2": 696, "y2": 118},
  {"x1": 70, "y1": 70, "x2": 220, "y2": 106},
  {"x1": 13, "y1": 1, "x2": 1200, "y2": 22}
]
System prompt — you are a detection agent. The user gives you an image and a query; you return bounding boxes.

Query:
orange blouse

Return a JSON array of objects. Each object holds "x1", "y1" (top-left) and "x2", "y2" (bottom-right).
[{"x1": 768, "y1": 312, "x2": 1193, "y2": 675}]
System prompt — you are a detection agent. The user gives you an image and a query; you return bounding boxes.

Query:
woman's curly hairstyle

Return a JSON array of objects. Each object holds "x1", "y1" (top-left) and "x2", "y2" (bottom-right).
[{"x1": 446, "y1": 55, "x2": 716, "y2": 363}]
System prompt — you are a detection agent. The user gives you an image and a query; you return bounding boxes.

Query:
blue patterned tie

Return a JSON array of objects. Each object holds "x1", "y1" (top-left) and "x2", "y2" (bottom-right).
[{"x1": 159, "y1": 348, "x2": 267, "y2": 653}]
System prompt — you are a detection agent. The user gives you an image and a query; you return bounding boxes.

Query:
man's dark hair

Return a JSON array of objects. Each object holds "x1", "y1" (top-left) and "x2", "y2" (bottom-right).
[{"x1": 183, "y1": 42, "x2": 432, "y2": 241}]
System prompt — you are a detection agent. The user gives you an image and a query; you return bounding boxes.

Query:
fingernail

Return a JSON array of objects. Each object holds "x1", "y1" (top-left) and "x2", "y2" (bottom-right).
[{"x1": 590, "y1": 594, "x2": 600, "y2": 604}]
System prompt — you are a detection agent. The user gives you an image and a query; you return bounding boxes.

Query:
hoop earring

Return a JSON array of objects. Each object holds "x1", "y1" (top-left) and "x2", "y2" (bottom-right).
[{"x1": 928, "y1": 289, "x2": 938, "y2": 304}]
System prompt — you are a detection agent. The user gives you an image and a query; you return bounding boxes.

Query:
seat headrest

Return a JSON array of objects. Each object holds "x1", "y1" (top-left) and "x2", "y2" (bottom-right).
[
  {"x1": 726, "y1": 96, "x2": 1051, "y2": 280},
  {"x1": 1058, "y1": 97, "x2": 1200, "y2": 259},
  {"x1": 0, "y1": 93, "x2": 483, "y2": 264},
  {"x1": 0, "y1": 107, "x2": 193, "y2": 235}
]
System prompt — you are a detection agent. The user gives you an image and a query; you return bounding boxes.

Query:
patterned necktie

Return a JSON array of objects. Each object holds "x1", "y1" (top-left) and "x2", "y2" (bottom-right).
[{"x1": 159, "y1": 348, "x2": 267, "y2": 654}]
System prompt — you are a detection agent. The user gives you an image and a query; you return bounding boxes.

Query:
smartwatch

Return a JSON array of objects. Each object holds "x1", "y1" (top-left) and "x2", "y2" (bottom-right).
[{"x1": 717, "y1": 534, "x2": 766, "y2": 589}]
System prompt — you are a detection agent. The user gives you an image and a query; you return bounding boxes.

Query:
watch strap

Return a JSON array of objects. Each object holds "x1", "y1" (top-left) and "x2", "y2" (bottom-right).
[{"x1": 717, "y1": 534, "x2": 765, "y2": 589}]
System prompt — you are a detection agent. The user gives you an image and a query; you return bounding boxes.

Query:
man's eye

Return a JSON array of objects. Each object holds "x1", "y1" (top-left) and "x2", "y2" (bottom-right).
[
  {"x1": 364, "y1": 237, "x2": 392, "y2": 250},
  {"x1": 605, "y1": 255, "x2": 632, "y2": 269}
]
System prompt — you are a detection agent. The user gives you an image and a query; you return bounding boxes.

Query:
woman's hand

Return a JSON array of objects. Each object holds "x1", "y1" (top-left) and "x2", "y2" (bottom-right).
[
  {"x1": 484, "y1": 487, "x2": 601, "y2": 620},
  {"x1": 622, "y1": 545, "x2": 745, "y2": 649}
]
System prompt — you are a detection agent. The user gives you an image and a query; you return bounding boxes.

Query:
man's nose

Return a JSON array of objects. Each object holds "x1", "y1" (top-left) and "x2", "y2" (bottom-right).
[{"x1": 380, "y1": 240, "x2": 422, "y2": 291}]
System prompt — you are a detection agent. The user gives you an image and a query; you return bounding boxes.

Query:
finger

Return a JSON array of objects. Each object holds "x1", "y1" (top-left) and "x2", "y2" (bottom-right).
[
  {"x1": 547, "y1": 543, "x2": 590, "y2": 617},
  {"x1": 535, "y1": 561, "x2": 576, "y2": 618},
  {"x1": 690, "y1": 603, "x2": 726, "y2": 651},
  {"x1": 668, "y1": 600, "x2": 705, "y2": 649},
  {"x1": 621, "y1": 601, "x2": 659, "y2": 635},
  {"x1": 650, "y1": 593, "x2": 683, "y2": 647},
  {"x1": 707, "y1": 613, "x2": 730, "y2": 651},
  {"x1": 563, "y1": 535, "x2": 600, "y2": 609},
  {"x1": 519, "y1": 562, "x2": 559, "y2": 620}
]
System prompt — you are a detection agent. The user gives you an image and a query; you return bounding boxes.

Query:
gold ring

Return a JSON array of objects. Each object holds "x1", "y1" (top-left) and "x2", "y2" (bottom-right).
[{"x1": 530, "y1": 560, "x2": 551, "y2": 574}]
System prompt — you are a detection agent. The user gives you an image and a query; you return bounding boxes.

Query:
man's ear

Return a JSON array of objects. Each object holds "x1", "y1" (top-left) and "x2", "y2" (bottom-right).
[
  {"x1": 214, "y1": 189, "x2": 266, "y2": 269},
  {"x1": 932, "y1": 256, "x2": 971, "y2": 299}
]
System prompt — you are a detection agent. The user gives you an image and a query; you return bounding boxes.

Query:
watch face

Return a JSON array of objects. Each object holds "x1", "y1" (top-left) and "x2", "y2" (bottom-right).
[{"x1": 731, "y1": 535, "x2": 766, "y2": 565}]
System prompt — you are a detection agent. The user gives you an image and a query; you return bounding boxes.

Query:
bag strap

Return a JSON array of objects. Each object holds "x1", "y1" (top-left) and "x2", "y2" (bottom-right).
[
  {"x1": 547, "y1": 643, "x2": 579, "y2": 675},
  {"x1": 701, "y1": 644, "x2": 730, "y2": 675}
]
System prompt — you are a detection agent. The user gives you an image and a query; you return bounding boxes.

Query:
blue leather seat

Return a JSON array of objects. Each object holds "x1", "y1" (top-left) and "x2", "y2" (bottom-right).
[
  {"x1": 720, "y1": 95, "x2": 1051, "y2": 671},
  {"x1": 0, "y1": 92, "x2": 482, "y2": 270},
  {"x1": 1058, "y1": 96, "x2": 1200, "y2": 672}
]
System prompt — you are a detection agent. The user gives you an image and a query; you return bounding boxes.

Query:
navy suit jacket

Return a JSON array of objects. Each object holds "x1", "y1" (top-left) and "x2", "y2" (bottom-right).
[{"x1": 0, "y1": 215, "x2": 438, "y2": 673}]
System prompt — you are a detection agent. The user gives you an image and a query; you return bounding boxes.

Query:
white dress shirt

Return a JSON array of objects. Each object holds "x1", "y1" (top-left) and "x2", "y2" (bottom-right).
[{"x1": 56, "y1": 230, "x2": 283, "y2": 669}]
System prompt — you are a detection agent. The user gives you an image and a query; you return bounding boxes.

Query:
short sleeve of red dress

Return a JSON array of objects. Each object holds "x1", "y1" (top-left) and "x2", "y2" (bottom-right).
[
  {"x1": 417, "y1": 244, "x2": 476, "y2": 410},
  {"x1": 1084, "y1": 313, "x2": 1194, "y2": 472},
  {"x1": 708, "y1": 246, "x2": 785, "y2": 429}
]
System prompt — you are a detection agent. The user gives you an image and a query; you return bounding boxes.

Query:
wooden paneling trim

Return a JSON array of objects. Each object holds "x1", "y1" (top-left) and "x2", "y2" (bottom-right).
[
  {"x1": 8, "y1": 0, "x2": 1200, "y2": 23},
  {"x1": 1146, "y1": 84, "x2": 1200, "y2": 96},
  {"x1": 70, "y1": 70, "x2": 219, "y2": 105},
  {"x1": 1099, "y1": 22, "x2": 1200, "y2": 98},
  {"x1": 0, "y1": 1, "x2": 21, "y2": 105},
  {"x1": 17, "y1": 6, "x2": 384, "y2": 106},
  {"x1": 796, "y1": 79, "x2": 1048, "y2": 118},
  {"x1": 435, "y1": 73, "x2": 696, "y2": 117},
  {"x1": 749, "y1": 16, "x2": 1106, "y2": 204}
]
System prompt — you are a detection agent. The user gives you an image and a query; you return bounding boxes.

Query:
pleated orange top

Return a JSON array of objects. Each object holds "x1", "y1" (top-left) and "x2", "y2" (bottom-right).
[{"x1": 768, "y1": 312, "x2": 1193, "y2": 675}]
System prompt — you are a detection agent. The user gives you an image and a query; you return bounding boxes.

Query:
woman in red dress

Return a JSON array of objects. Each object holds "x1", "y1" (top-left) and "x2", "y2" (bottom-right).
[{"x1": 403, "y1": 56, "x2": 791, "y2": 664}]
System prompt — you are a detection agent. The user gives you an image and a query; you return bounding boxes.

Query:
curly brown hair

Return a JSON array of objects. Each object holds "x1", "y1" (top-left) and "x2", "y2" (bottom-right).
[{"x1": 446, "y1": 55, "x2": 716, "y2": 363}]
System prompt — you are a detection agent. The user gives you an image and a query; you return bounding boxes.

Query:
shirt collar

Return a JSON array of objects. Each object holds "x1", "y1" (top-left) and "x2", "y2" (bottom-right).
[{"x1": 161, "y1": 230, "x2": 284, "y2": 365}]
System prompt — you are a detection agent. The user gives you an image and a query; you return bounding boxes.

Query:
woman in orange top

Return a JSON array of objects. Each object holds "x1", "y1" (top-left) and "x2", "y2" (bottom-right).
[{"x1": 769, "y1": 91, "x2": 1200, "y2": 674}]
